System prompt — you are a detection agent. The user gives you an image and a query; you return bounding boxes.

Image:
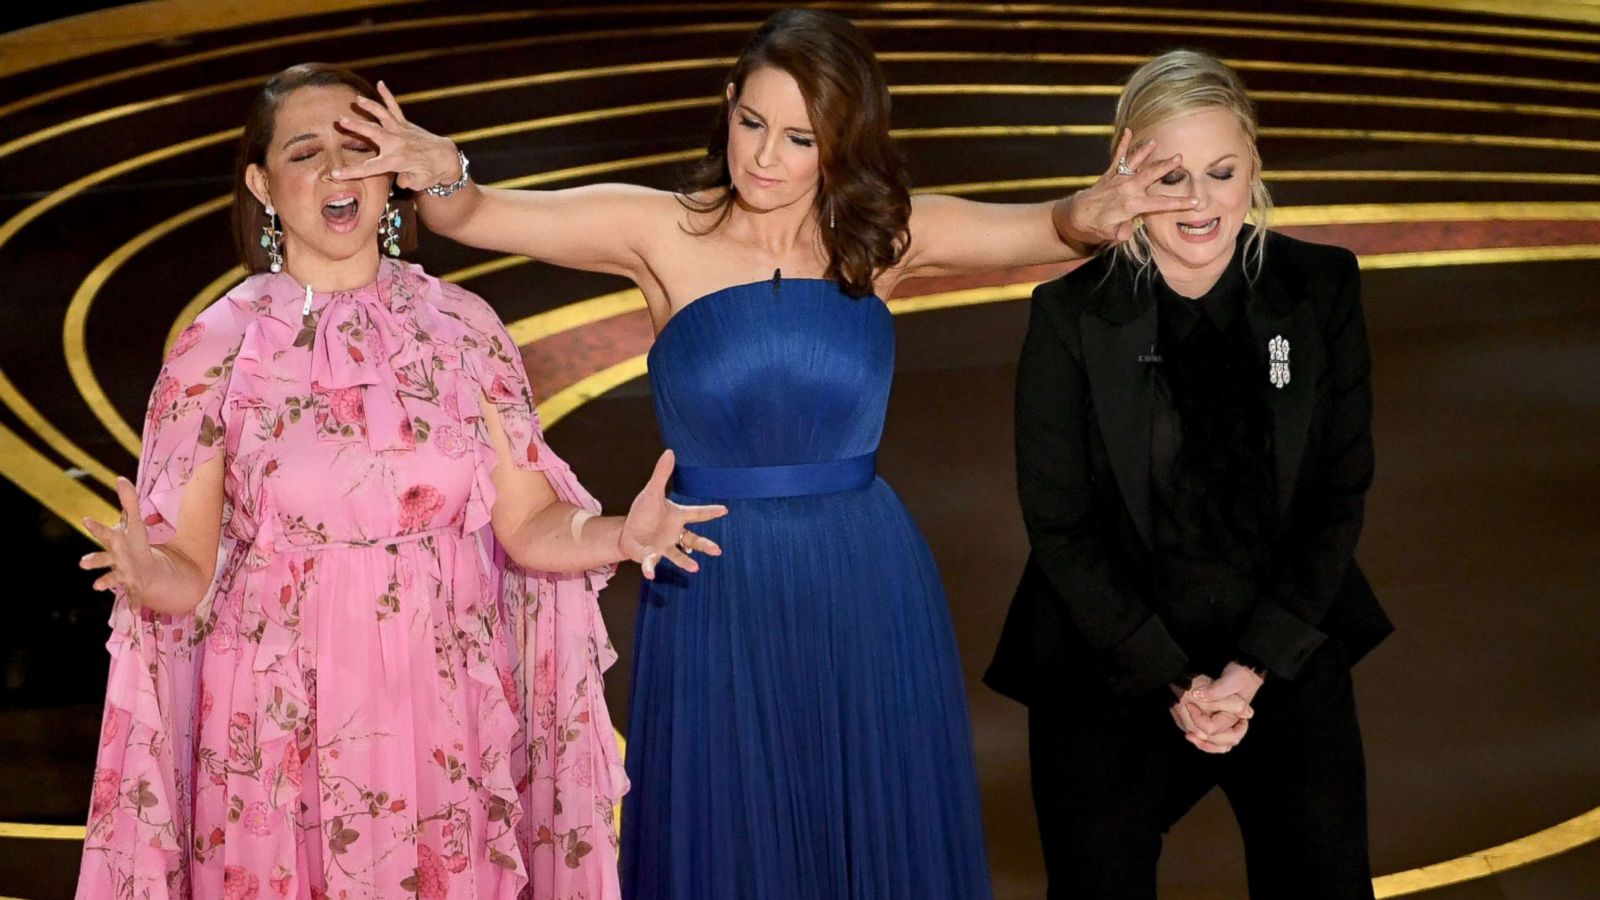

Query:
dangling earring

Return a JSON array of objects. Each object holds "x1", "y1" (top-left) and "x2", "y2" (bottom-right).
[
  {"x1": 829, "y1": 201, "x2": 836, "y2": 231},
  {"x1": 381, "y1": 197, "x2": 403, "y2": 257},
  {"x1": 261, "y1": 204, "x2": 284, "y2": 273}
]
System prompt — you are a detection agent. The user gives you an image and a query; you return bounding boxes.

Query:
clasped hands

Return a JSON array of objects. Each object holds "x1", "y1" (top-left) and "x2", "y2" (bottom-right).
[{"x1": 1168, "y1": 661, "x2": 1265, "y2": 754}]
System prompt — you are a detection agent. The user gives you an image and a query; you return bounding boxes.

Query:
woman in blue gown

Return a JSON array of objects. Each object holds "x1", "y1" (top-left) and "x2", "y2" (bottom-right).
[{"x1": 340, "y1": 9, "x2": 1199, "y2": 897}]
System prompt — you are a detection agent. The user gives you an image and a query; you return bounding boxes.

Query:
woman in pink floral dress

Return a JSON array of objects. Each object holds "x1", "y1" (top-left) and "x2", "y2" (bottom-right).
[{"x1": 74, "y1": 64, "x2": 723, "y2": 900}]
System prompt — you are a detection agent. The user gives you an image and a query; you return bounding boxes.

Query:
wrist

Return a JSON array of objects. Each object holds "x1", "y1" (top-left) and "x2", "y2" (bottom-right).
[
  {"x1": 425, "y1": 146, "x2": 470, "y2": 197},
  {"x1": 1054, "y1": 193, "x2": 1098, "y2": 257},
  {"x1": 139, "y1": 545, "x2": 204, "y2": 615},
  {"x1": 1167, "y1": 672, "x2": 1195, "y2": 706},
  {"x1": 1235, "y1": 656, "x2": 1269, "y2": 682},
  {"x1": 591, "y1": 515, "x2": 629, "y2": 563}
]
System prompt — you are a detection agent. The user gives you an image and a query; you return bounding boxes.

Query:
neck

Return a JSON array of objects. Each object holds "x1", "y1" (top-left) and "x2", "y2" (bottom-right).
[
  {"x1": 283, "y1": 244, "x2": 384, "y2": 293},
  {"x1": 1151, "y1": 245, "x2": 1235, "y2": 300},
  {"x1": 726, "y1": 188, "x2": 823, "y2": 263}
]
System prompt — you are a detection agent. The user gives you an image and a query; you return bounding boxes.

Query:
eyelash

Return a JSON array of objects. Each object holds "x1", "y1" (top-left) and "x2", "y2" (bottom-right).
[
  {"x1": 1159, "y1": 170, "x2": 1235, "y2": 185},
  {"x1": 289, "y1": 143, "x2": 376, "y2": 162},
  {"x1": 737, "y1": 116, "x2": 814, "y2": 148}
]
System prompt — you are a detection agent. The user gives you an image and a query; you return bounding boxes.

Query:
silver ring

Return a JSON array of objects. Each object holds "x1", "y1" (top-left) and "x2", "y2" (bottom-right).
[{"x1": 1116, "y1": 157, "x2": 1138, "y2": 177}]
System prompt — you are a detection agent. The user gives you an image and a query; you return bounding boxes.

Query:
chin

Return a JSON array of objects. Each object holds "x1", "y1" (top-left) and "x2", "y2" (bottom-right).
[{"x1": 734, "y1": 181, "x2": 800, "y2": 210}]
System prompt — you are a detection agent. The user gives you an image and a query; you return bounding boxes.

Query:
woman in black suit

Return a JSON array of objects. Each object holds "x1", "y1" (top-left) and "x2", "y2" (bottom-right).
[{"x1": 986, "y1": 49, "x2": 1393, "y2": 899}]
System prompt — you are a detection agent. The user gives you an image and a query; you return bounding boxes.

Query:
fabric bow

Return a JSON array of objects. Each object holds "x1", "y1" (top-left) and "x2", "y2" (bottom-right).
[{"x1": 310, "y1": 290, "x2": 418, "y2": 453}]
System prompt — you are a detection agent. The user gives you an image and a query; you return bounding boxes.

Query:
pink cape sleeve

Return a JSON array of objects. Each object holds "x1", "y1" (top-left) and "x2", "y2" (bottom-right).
[
  {"x1": 449, "y1": 279, "x2": 628, "y2": 900},
  {"x1": 78, "y1": 297, "x2": 250, "y2": 899}
]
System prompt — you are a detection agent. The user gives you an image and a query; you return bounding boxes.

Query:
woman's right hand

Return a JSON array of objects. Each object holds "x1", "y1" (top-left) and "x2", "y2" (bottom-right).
[
  {"x1": 331, "y1": 81, "x2": 462, "y2": 192},
  {"x1": 81, "y1": 478, "x2": 163, "y2": 607}
]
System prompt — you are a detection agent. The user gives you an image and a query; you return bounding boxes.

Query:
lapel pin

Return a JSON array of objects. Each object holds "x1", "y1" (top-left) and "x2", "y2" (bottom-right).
[{"x1": 1268, "y1": 335, "x2": 1290, "y2": 389}]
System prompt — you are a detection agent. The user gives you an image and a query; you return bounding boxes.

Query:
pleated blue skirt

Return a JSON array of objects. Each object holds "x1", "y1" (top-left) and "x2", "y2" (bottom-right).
[{"x1": 619, "y1": 480, "x2": 993, "y2": 899}]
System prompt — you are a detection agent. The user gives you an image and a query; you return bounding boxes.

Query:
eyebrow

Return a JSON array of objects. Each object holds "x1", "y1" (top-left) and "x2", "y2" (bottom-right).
[
  {"x1": 735, "y1": 104, "x2": 814, "y2": 136},
  {"x1": 281, "y1": 133, "x2": 319, "y2": 149},
  {"x1": 1208, "y1": 153, "x2": 1240, "y2": 166}
]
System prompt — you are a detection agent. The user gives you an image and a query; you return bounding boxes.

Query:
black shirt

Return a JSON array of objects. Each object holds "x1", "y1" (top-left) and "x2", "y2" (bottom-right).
[{"x1": 1148, "y1": 248, "x2": 1278, "y2": 663}]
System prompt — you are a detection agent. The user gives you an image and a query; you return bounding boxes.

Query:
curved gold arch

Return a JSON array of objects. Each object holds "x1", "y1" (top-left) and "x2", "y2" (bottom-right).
[
  {"x1": 12, "y1": 43, "x2": 1600, "y2": 168},
  {"x1": 7, "y1": 0, "x2": 1600, "y2": 114}
]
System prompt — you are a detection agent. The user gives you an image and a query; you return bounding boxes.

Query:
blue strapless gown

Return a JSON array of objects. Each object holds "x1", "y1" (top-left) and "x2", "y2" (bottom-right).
[{"x1": 620, "y1": 277, "x2": 993, "y2": 899}]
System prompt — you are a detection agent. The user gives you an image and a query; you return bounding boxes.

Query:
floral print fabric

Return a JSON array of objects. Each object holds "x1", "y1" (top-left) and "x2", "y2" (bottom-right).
[{"x1": 78, "y1": 260, "x2": 625, "y2": 900}]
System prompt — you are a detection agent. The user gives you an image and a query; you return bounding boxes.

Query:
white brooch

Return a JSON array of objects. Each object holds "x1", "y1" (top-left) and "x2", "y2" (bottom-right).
[{"x1": 1268, "y1": 335, "x2": 1291, "y2": 389}]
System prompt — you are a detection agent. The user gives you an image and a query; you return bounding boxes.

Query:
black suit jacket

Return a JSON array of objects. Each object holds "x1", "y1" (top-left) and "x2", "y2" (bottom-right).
[{"x1": 986, "y1": 230, "x2": 1393, "y2": 707}]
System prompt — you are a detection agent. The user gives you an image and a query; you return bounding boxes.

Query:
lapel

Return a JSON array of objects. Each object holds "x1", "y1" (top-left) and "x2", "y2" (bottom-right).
[
  {"x1": 1246, "y1": 264, "x2": 1321, "y2": 518},
  {"x1": 1081, "y1": 273, "x2": 1158, "y2": 549}
]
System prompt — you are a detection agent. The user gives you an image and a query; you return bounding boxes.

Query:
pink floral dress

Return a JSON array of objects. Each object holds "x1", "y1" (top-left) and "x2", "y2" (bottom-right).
[{"x1": 78, "y1": 259, "x2": 626, "y2": 900}]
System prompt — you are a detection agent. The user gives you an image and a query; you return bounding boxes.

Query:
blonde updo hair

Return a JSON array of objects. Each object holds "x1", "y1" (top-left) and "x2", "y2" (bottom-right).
[{"x1": 1110, "y1": 49, "x2": 1271, "y2": 282}]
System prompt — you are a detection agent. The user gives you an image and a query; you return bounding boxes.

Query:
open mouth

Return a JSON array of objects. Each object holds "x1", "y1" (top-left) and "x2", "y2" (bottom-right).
[
  {"x1": 322, "y1": 194, "x2": 360, "y2": 228},
  {"x1": 1177, "y1": 218, "x2": 1220, "y2": 236}
]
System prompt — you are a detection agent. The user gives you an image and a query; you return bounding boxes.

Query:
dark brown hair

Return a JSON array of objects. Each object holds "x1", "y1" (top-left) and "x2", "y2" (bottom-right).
[
  {"x1": 232, "y1": 63, "x2": 417, "y2": 274},
  {"x1": 678, "y1": 9, "x2": 911, "y2": 298}
]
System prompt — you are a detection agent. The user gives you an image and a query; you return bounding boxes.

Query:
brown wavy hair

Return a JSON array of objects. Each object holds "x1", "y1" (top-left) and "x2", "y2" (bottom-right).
[
  {"x1": 232, "y1": 63, "x2": 417, "y2": 274},
  {"x1": 677, "y1": 9, "x2": 911, "y2": 298}
]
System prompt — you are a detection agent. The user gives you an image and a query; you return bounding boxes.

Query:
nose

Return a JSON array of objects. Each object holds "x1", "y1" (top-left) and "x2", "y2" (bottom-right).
[
  {"x1": 324, "y1": 145, "x2": 355, "y2": 180},
  {"x1": 752, "y1": 130, "x2": 778, "y2": 170}
]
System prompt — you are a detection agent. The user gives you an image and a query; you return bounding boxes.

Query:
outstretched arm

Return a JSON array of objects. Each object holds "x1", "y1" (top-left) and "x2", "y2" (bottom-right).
[{"x1": 898, "y1": 130, "x2": 1200, "y2": 280}]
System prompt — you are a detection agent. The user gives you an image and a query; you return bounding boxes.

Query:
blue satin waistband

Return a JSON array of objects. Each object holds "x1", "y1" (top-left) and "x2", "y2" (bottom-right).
[{"x1": 673, "y1": 453, "x2": 877, "y2": 499}]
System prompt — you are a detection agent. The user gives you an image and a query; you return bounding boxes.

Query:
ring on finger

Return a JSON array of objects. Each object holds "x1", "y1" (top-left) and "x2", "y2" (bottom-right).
[
  {"x1": 1116, "y1": 156, "x2": 1138, "y2": 177},
  {"x1": 676, "y1": 530, "x2": 694, "y2": 555}
]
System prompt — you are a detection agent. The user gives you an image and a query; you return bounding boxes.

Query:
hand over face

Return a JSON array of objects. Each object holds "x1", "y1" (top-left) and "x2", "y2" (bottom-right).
[{"x1": 1066, "y1": 128, "x2": 1202, "y2": 245}]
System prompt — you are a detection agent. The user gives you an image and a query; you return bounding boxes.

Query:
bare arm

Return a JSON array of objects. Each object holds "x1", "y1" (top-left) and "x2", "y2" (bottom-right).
[
  {"x1": 419, "y1": 182, "x2": 666, "y2": 279},
  {"x1": 895, "y1": 130, "x2": 1199, "y2": 281},
  {"x1": 331, "y1": 82, "x2": 666, "y2": 279},
  {"x1": 478, "y1": 397, "x2": 727, "y2": 579}
]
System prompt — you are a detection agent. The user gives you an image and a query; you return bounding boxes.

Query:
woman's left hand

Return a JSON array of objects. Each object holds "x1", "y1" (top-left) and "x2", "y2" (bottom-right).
[
  {"x1": 1059, "y1": 128, "x2": 1201, "y2": 247},
  {"x1": 1194, "y1": 661, "x2": 1266, "y2": 708},
  {"x1": 620, "y1": 450, "x2": 729, "y2": 580}
]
